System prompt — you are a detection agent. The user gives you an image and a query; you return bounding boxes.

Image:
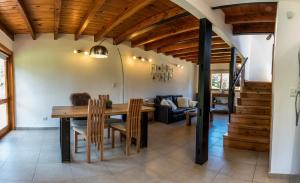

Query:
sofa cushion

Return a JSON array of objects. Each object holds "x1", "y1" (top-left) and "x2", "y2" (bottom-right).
[
  {"x1": 172, "y1": 95, "x2": 183, "y2": 106},
  {"x1": 155, "y1": 95, "x2": 172, "y2": 105},
  {"x1": 177, "y1": 97, "x2": 190, "y2": 108},
  {"x1": 166, "y1": 99, "x2": 177, "y2": 110},
  {"x1": 189, "y1": 100, "x2": 198, "y2": 107},
  {"x1": 172, "y1": 108, "x2": 187, "y2": 115}
]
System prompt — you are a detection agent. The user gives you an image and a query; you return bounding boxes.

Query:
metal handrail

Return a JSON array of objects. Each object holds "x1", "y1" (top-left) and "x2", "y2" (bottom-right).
[{"x1": 230, "y1": 57, "x2": 248, "y2": 91}]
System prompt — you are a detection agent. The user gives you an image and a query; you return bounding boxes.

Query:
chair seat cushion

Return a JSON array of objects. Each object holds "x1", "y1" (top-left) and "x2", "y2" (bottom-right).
[
  {"x1": 73, "y1": 126, "x2": 87, "y2": 135},
  {"x1": 110, "y1": 122, "x2": 126, "y2": 132},
  {"x1": 105, "y1": 118, "x2": 123, "y2": 125},
  {"x1": 71, "y1": 120, "x2": 87, "y2": 127}
]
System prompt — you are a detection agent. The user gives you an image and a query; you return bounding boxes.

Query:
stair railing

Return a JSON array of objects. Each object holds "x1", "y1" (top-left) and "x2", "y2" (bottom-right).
[
  {"x1": 230, "y1": 57, "x2": 248, "y2": 91},
  {"x1": 228, "y1": 57, "x2": 249, "y2": 118}
]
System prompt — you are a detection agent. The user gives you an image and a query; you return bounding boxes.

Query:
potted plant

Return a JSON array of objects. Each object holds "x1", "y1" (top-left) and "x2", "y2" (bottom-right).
[{"x1": 106, "y1": 99, "x2": 112, "y2": 109}]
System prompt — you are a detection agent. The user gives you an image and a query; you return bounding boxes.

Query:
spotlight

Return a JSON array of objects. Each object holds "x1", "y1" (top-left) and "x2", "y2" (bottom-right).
[
  {"x1": 133, "y1": 56, "x2": 137, "y2": 60},
  {"x1": 141, "y1": 58, "x2": 145, "y2": 62},
  {"x1": 148, "y1": 58, "x2": 152, "y2": 62},
  {"x1": 73, "y1": 50, "x2": 78, "y2": 54},
  {"x1": 84, "y1": 51, "x2": 89, "y2": 55},
  {"x1": 177, "y1": 64, "x2": 180, "y2": 68},
  {"x1": 181, "y1": 66, "x2": 184, "y2": 69}
]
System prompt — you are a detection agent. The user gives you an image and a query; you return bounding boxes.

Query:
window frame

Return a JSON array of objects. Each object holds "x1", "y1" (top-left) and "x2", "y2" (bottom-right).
[
  {"x1": 0, "y1": 43, "x2": 14, "y2": 139},
  {"x1": 211, "y1": 70, "x2": 229, "y2": 91}
]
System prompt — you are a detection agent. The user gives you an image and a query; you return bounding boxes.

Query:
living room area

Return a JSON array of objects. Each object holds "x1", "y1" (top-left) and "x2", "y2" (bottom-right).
[{"x1": 0, "y1": 0, "x2": 298, "y2": 182}]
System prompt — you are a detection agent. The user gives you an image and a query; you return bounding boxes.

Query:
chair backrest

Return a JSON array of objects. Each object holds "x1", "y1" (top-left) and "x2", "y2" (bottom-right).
[
  {"x1": 70, "y1": 93, "x2": 91, "y2": 106},
  {"x1": 99, "y1": 94, "x2": 109, "y2": 101},
  {"x1": 87, "y1": 99, "x2": 106, "y2": 148},
  {"x1": 126, "y1": 99, "x2": 143, "y2": 138}
]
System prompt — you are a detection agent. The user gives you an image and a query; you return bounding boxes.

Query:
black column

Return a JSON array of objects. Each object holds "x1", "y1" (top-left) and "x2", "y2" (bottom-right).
[
  {"x1": 195, "y1": 18, "x2": 212, "y2": 165},
  {"x1": 228, "y1": 47, "x2": 237, "y2": 118}
]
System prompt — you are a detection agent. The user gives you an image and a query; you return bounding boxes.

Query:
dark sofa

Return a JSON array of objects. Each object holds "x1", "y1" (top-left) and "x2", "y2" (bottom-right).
[{"x1": 154, "y1": 95, "x2": 196, "y2": 124}]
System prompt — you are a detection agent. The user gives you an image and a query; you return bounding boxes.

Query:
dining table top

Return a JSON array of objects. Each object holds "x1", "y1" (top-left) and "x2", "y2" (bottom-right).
[{"x1": 51, "y1": 103, "x2": 155, "y2": 118}]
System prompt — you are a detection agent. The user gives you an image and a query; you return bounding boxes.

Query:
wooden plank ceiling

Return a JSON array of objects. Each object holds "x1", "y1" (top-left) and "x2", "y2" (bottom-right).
[
  {"x1": 0, "y1": 0, "x2": 244, "y2": 64},
  {"x1": 213, "y1": 2, "x2": 277, "y2": 35}
]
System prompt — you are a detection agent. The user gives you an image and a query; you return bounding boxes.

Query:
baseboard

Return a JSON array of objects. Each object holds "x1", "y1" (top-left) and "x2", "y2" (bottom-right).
[
  {"x1": 268, "y1": 173, "x2": 291, "y2": 180},
  {"x1": 15, "y1": 127, "x2": 59, "y2": 130},
  {"x1": 291, "y1": 175, "x2": 300, "y2": 183}
]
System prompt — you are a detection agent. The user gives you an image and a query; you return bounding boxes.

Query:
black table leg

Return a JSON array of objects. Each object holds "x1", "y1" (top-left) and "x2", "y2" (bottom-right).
[
  {"x1": 141, "y1": 112, "x2": 148, "y2": 148},
  {"x1": 60, "y1": 118, "x2": 70, "y2": 162}
]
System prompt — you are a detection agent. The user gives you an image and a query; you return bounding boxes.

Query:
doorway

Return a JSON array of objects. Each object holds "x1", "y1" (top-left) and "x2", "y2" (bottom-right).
[{"x1": 0, "y1": 46, "x2": 14, "y2": 139}]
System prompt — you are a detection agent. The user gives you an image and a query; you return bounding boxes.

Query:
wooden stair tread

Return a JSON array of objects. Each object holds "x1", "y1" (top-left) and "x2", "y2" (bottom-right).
[
  {"x1": 231, "y1": 114, "x2": 270, "y2": 119},
  {"x1": 236, "y1": 106, "x2": 271, "y2": 109},
  {"x1": 224, "y1": 133, "x2": 269, "y2": 144},
  {"x1": 238, "y1": 98, "x2": 271, "y2": 101},
  {"x1": 241, "y1": 91, "x2": 271, "y2": 94},
  {"x1": 229, "y1": 123, "x2": 270, "y2": 130}
]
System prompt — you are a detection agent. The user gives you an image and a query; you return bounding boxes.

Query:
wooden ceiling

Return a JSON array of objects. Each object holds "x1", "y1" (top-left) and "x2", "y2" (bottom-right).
[
  {"x1": 0, "y1": 0, "x2": 245, "y2": 64},
  {"x1": 213, "y1": 2, "x2": 277, "y2": 35}
]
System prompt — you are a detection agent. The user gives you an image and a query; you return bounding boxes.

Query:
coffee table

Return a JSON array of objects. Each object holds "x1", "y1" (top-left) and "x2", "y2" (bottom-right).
[{"x1": 185, "y1": 108, "x2": 215, "y2": 126}]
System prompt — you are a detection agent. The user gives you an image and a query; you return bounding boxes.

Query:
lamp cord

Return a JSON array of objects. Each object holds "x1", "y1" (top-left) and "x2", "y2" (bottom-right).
[{"x1": 116, "y1": 45, "x2": 125, "y2": 104}]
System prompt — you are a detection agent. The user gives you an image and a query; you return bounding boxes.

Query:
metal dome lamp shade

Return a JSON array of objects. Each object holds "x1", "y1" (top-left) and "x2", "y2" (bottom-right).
[{"x1": 90, "y1": 45, "x2": 108, "y2": 58}]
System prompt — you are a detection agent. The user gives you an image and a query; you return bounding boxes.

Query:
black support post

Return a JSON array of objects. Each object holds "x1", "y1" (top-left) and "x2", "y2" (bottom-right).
[
  {"x1": 228, "y1": 47, "x2": 237, "y2": 118},
  {"x1": 195, "y1": 18, "x2": 212, "y2": 165}
]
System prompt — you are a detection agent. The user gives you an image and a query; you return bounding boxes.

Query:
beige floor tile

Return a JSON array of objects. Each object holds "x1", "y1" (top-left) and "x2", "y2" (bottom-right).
[
  {"x1": 212, "y1": 174, "x2": 252, "y2": 183},
  {"x1": 0, "y1": 161, "x2": 36, "y2": 181},
  {"x1": 253, "y1": 165, "x2": 290, "y2": 183},
  {"x1": 33, "y1": 163, "x2": 73, "y2": 182},
  {"x1": 167, "y1": 165, "x2": 218, "y2": 183},
  {"x1": 220, "y1": 160, "x2": 256, "y2": 181}
]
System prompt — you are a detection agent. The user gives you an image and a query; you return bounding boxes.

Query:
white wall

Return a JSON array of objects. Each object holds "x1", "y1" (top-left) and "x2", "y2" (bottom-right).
[
  {"x1": 271, "y1": 0, "x2": 300, "y2": 175},
  {"x1": 248, "y1": 35, "x2": 274, "y2": 82},
  {"x1": 13, "y1": 34, "x2": 195, "y2": 128}
]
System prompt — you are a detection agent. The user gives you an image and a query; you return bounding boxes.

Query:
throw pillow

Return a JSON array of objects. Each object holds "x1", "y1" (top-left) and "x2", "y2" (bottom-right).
[
  {"x1": 166, "y1": 99, "x2": 177, "y2": 110},
  {"x1": 160, "y1": 99, "x2": 170, "y2": 106},
  {"x1": 189, "y1": 100, "x2": 198, "y2": 107},
  {"x1": 177, "y1": 97, "x2": 190, "y2": 108}
]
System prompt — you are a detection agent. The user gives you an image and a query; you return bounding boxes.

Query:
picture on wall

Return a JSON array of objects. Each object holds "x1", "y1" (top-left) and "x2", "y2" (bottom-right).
[{"x1": 151, "y1": 64, "x2": 173, "y2": 82}]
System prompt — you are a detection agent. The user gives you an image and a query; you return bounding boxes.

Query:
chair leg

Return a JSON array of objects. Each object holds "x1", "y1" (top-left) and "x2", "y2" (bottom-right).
[
  {"x1": 86, "y1": 138, "x2": 91, "y2": 163},
  {"x1": 136, "y1": 137, "x2": 141, "y2": 153},
  {"x1": 107, "y1": 127, "x2": 110, "y2": 139},
  {"x1": 112, "y1": 129, "x2": 115, "y2": 148},
  {"x1": 126, "y1": 136, "x2": 131, "y2": 156},
  {"x1": 74, "y1": 131, "x2": 78, "y2": 153},
  {"x1": 100, "y1": 137, "x2": 104, "y2": 161}
]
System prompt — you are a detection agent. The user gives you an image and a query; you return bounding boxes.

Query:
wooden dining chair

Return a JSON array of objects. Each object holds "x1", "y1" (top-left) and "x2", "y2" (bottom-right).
[
  {"x1": 73, "y1": 99, "x2": 106, "y2": 163},
  {"x1": 70, "y1": 92, "x2": 91, "y2": 127},
  {"x1": 99, "y1": 94, "x2": 122, "y2": 138},
  {"x1": 110, "y1": 99, "x2": 143, "y2": 156}
]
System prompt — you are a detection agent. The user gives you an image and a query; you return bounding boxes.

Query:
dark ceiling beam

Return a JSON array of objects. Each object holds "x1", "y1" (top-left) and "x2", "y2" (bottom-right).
[
  {"x1": 94, "y1": 0, "x2": 155, "y2": 42},
  {"x1": 0, "y1": 22, "x2": 14, "y2": 41},
  {"x1": 131, "y1": 16, "x2": 198, "y2": 47},
  {"x1": 144, "y1": 30, "x2": 198, "y2": 51},
  {"x1": 54, "y1": 0, "x2": 62, "y2": 40},
  {"x1": 174, "y1": 52, "x2": 231, "y2": 58},
  {"x1": 212, "y1": 2, "x2": 277, "y2": 10},
  {"x1": 16, "y1": 0, "x2": 36, "y2": 40},
  {"x1": 113, "y1": 6, "x2": 187, "y2": 45},
  {"x1": 225, "y1": 14, "x2": 275, "y2": 24},
  {"x1": 233, "y1": 22, "x2": 275, "y2": 34},
  {"x1": 165, "y1": 47, "x2": 231, "y2": 56},
  {"x1": 75, "y1": 0, "x2": 106, "y2": 40},
  {"x1": 158, "y1": 42, "x2": 229, "y2": 53},
  {"x1": 145, "y1": 33, "x2": 222, "y2": 51}
]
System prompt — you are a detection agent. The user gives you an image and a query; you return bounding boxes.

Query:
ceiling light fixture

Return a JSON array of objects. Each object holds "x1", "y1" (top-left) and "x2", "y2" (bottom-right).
[
  {"x1": 132, "y1": 56, "x2": 153, "y2": 63},
  {"x1": 90, "y1": 39, "x2": 108, "y2": 58}
]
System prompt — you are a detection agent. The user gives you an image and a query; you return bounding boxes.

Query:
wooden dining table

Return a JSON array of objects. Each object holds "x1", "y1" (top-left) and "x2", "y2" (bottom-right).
[{"x1": 51, "y1": 104, "x2": 155, "y2": 162}]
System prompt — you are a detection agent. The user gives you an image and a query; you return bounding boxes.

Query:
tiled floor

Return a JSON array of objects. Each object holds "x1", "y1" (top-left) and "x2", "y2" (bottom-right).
[{"x1": 0, "y1": 114, "x2": 290, "y2": 183}]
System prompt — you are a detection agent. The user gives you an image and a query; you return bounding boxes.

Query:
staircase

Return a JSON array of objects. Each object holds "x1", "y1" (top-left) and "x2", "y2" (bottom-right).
[{"x1": 223, "y1": 81, "x2": 272, "y2": 151}]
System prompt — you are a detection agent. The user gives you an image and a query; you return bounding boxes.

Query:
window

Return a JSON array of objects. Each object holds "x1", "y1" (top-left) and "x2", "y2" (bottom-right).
[
  {"x1": 0, "y1": 58, "x2": 8, "y2": 130},
  {"x1": 211, "y1": 72, "x2": 229, "y2": 90}
]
